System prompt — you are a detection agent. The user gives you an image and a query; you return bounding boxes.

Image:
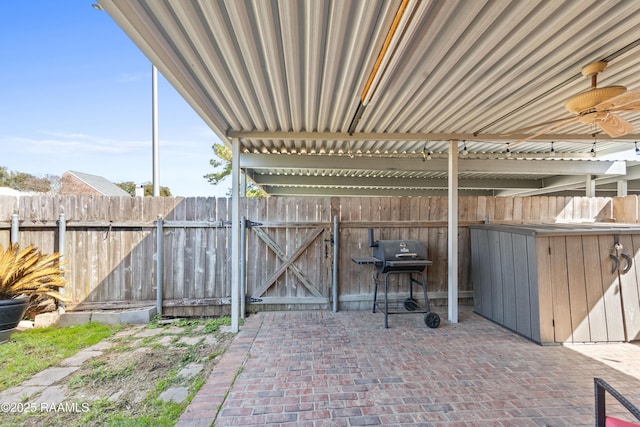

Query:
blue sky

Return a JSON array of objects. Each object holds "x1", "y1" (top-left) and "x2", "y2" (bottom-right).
[{"x1": 0, "y1": 1, "x2": 228, "y2": 197}]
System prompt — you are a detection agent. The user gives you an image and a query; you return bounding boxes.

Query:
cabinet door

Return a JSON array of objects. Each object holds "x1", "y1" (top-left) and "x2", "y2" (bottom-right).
[
  {"x1": 582, "y1": 235, "x2": 608, "y2": 342},
  {"x1": 616, "y1": 235, "x2": 640, "y2": 342},
  {"x1": 597, "y1": 235, "x2": 625, "y2": 342}
]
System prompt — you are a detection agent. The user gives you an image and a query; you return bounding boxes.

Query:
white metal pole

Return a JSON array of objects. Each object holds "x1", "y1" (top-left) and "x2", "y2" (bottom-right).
[
  {"x1": 152, "y1": 64, "x2": 159, "y2": 197},
  {"x1": 448, "y1": 140, "x2": 459, "y2": 323},
  {"x1": 230, "y1": 139, "x2": 241, "y2": 332},
  {"x1": 617, "y1": 179, "x2": 628, "y2": 196},
  {"x1": 57, "y1": 213, "x2": 66, "y2": 312},
  {"x1": 332, "y1": 215, "x2": 339, "y2": 312},
  {"x1": 10, "y1": 214, "x2": 18, "y2": 245},
  {"x1": 240, "y1": 216, "x2": 247, "y2": 320}
]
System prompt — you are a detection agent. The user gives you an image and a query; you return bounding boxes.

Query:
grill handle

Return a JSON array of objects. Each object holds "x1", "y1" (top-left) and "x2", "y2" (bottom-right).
[{"x1": 395, "y1": 253, "x2": 418, "y2": 258}]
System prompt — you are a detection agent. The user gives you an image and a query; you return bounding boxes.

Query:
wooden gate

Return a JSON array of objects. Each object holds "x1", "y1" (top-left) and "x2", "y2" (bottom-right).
[{"x1": 245, "y1": 222, "x2": 333, "y2": 310}]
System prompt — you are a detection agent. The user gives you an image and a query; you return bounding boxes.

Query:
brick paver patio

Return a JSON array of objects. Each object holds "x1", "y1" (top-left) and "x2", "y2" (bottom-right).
[{"x1": 177, "y1": 306, "x2": 640, "y2": 426}]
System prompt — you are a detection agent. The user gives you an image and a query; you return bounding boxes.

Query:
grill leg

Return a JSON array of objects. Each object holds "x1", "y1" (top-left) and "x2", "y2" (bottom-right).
[
  {"x1": 372, "y1": 273, "x2": 379, "y2": 313},
  {"x1": 409, "y1": 274, "x2": 415, "y2": 300},
  {"x1": 418, "y1": 272, "x2": 430, "y2": 313},
  {"x1": 384, "y1": 273, "x2": 389, "y2": 328}
]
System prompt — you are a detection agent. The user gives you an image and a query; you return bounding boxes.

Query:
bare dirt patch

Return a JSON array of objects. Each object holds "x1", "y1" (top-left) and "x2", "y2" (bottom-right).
[{"x1": 1, "y1": 319, "x2": 235, "y2": 427}]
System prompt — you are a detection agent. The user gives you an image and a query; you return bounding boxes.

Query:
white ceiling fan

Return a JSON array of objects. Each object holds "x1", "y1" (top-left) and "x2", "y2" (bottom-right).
[{"x1": 508, "y1": 61, "x2": 640, "y2": 143}]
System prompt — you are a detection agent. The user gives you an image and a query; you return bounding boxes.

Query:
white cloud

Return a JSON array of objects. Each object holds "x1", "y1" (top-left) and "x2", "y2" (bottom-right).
[
  {"x1": 116, "y1": 72, "x2": 150, "y2": 83},
  {"x1": 1, "y1": 133, "x2": 148, "y2": 155}
]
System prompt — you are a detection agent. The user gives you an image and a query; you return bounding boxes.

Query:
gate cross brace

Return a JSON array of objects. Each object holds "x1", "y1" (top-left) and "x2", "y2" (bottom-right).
[{"x1": 251, "y1": 227, "x2": 324, "y2": 298}]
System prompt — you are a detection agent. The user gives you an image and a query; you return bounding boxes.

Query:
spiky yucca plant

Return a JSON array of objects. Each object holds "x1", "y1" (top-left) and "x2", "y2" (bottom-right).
[{"x1": 0, "y1": 244, "x2": 69, "y2": 303}]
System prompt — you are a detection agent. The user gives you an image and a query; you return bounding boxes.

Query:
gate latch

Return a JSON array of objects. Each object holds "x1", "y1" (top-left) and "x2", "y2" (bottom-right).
[{"x1": 324, "y1": 234, "x2": 334, "y2": 258}]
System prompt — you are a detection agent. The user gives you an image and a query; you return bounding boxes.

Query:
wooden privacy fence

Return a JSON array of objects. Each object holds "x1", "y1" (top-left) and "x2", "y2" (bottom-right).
[{"x1": 0, "y1": 194, "x2": 635, "y2": 317}]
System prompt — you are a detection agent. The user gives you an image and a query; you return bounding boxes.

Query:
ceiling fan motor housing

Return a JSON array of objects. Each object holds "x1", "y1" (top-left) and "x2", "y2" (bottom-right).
[{"x1": 565, "y1": 85, "x2": 626, "y2": 114}]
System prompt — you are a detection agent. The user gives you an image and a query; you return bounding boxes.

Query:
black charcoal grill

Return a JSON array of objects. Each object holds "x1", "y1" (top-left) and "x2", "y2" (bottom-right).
[{"x1": 352, "y1": 229, "x2": 440, "y2": 328}]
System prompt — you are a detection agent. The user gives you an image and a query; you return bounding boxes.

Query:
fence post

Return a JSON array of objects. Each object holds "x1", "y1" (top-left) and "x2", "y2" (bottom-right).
[
  {"x1": 10, "y1": 214, "x2": 18, "y2": 245},
  {"x1": 156, "y1": 214, "x2": 164, "y2": 317},
  {"x1": 57, "y1": 213, "x2": 66, "y2": 311}
]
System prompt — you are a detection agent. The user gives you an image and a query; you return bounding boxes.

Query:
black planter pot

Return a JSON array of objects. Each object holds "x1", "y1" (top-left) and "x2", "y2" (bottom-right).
[{"x1": 0, "y1": 296, "x2": 29, "y2": 343}]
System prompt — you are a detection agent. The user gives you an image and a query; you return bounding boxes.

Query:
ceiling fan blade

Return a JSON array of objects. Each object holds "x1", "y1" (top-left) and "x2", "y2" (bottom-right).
[
  {"x1": 596, "y1": 113, "x2": 635, "y2": 138},
  {"x1": 503, "y1": 116, "x2": 578, "y2": 136},
  {"x1": 508, "y1": 116, "x2": 579, "y2": 148},
  {"x1": 596, "y1": 89, "x2": 640, "y2": 111},
  {"x1": 608, "y1": 100, "x2": 640, "y2": 112}
]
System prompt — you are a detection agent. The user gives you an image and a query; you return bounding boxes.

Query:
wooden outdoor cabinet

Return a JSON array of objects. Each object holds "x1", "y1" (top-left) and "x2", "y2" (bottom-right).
[{"x1": 470, "y1": 223, "x2": 640, "y2": 345}]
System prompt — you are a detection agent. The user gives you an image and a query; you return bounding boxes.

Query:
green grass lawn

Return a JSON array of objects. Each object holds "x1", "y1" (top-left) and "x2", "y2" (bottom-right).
[{"x1": 0, "y1": 322, "x2": 119, "y2": 391}]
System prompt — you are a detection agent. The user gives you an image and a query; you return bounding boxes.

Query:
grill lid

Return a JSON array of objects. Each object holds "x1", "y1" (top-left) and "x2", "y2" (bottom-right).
[
  {"x1": 353, "y1": 229, "x2": 431, "y2": 273},
  {"x1": 372, "y1": 240, "x2": 427, "y2": 262}
]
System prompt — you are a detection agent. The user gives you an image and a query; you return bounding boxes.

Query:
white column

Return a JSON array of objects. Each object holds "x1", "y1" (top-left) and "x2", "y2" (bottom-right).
[
  {"x1": 617, "y1": 179, "x2": 628, "y2": 196},
  {"x1": 240, "y1": 171, "x2": 247, "y2": 196},
  {"x1": 585, "y1": 175, "x2": 596, "y2": 197},
  {"x1": 448, "y1": 140, "x2": 459, "y2": 323},
  {"x1": 230, "y1": 139, "x2": 241, "y2": 332},
  {"x1": 152, "y1": 64, "x2": 159, "y2": 197}
]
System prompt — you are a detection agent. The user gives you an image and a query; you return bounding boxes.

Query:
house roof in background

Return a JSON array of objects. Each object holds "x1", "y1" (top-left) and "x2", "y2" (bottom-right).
[{"x1": 65, "y1": 170, "x2": 130, "y2": 197}]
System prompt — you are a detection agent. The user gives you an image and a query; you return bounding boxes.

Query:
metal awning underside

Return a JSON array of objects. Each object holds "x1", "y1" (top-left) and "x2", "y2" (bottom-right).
[{"x1": 99, "y1": 0, "x2": 640, "y2": 196}]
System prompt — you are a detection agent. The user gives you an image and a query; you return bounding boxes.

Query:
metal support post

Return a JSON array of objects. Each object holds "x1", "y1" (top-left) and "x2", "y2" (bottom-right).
[
  {"x1": 156, "y1": 214, "x2": 163, "y2": 316},
  {"x1": 240, "y1": 216, "x2": 247, "y2": 319},
  {"x1": 57, "y1": 214, "x2": 66, "y2": 311},
  {"x1": 152, "y1": 64, "x2": 159, "y2": 197},
  {"x1": 10, "y1": 214, "x2": 18, "y2": 245},
  {"x1": 448, "y1": 140, "x2": 459, "y2": 323},
  {"x1": 332, "y1": 215, "x2": 339, "y2": 312},
  {"x1": 230, "y1": 139, "x2": 241, "y2": 332}
]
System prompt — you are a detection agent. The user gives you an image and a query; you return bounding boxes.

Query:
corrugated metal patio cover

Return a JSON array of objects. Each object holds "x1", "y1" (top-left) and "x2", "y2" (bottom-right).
[{"x1": 99, "y1": 0, "x2": 640, "y2": 196}]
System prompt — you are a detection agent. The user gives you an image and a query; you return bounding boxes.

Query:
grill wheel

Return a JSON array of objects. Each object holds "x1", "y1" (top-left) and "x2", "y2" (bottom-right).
[
  {"x1": 424, "y1": 312, "x2": 441, "y2": 328},
  {"x1": 403, "y1": 298, "x2": 419, "y2": 311}
]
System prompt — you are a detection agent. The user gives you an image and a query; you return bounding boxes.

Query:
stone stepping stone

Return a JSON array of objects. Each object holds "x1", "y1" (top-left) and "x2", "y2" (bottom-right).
[
  {"x1": 60, "y1": 350, "x2": 103, "y2": 367},
  {"x1": 178, "y1": 363, "x2": 203, "y2": 379},
  {"x1": 23, "y1": 367, "x2": 79, "y2": 386},
  {"x1": 159, "y1": 386, "x2": 189, "y2": 403}
]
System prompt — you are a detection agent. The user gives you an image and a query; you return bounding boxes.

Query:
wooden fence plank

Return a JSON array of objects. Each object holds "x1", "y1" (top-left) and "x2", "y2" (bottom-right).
[{"x1": 3, "y1": 194, "x2": 640, "y2": 319}]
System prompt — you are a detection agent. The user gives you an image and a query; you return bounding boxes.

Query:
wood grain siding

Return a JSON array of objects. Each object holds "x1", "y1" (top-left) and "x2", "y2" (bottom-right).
[
  {"x1": 512, "y1": 233, "x2": 532, "y2": 339},
  {"x1": 620, "y1": 233, "x2": 640, "y2": 341},
  {"x1": 488, "y1": 229, "x2": 505, "y2": 326},
  {"x1": 597, "y1": 234, "x2": 625, "y2": 342},
  {"x1": 536, "y1": 236, "x2": 554, "y2": 343},
  {"x1": 471, "y1": 223, "x2": 640, "y2": 344},
  {"x1": 470, "y1": 228, "x2": 483, "y2": 314},
  {"x1": 566, "y1": 235, "x2": 590, "y2": 343},
  {"x1": 582, "y1": 235, "x2": 608, "y2": 342},
  {"x1": 500, "y1": 232, "x2": 517, "y2": 332}
]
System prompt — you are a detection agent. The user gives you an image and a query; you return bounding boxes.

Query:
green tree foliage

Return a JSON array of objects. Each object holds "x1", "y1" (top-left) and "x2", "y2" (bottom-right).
[
  {"x1": 204, "y1": 143, "x2": 266, "y2": 197},
  {"x1": 203, "y1": 143, "x2": 232, "y2": 186},
  {"x1": 0, "y1": 166, "x2": 52, "y2": 193},
  {"x1": 116, "y1": 181, "x2": 172, "y2": 197}
]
